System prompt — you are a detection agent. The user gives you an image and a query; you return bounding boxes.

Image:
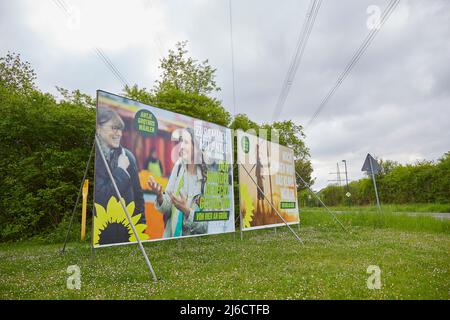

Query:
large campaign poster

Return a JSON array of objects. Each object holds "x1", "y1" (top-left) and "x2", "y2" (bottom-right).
[
  {"x1": 94, "y1": 90, "x2": 235, "y2": 247},
  {"x1": 237, "y1": 131, "x2": 299, "y2": 230}
]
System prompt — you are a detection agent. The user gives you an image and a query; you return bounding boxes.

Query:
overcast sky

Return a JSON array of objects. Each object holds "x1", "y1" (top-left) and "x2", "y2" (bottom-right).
[{"x1": 1, "y1": 0, "x2": 449, "y2": 190}]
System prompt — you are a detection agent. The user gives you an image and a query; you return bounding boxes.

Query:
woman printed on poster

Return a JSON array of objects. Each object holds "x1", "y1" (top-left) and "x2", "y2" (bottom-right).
[
  {"x1": 147, "y1": 127, "x2": 208, "y2": 237},
  {"x1": 95, "y1": 107, "x2": 145, "y2": 224}
]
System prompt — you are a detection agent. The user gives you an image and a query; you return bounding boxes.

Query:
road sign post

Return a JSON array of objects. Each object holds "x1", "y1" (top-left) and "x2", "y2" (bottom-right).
[
  {"x1": 362, "y1": 153, "x2": 382, "y2": 213},
  {"x1": 342, "y1": 160, "x2": 351, "y2": 207}
]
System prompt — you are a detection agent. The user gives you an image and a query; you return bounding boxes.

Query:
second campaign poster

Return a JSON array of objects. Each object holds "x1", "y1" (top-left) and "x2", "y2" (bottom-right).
[{"x1": 237, "y1": 131, "x2": 299, "y2": 230}]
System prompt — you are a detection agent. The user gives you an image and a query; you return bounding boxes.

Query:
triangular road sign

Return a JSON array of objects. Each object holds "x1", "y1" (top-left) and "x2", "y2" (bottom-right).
[{"x1": 361, "y1": 153, "x2": 381, "y2": 174}]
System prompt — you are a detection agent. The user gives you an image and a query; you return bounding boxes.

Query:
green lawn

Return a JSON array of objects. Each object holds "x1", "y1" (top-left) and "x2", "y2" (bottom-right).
[{"x1": 0, "y1": 207, "x2": 449, "y2": 299}]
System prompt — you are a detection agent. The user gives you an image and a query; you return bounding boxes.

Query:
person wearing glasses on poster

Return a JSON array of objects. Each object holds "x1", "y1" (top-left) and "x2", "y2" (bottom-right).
[
  {"x1": 95, "y1": 107, "x2": 145, "y2": 224},
  {"x1": 147, "y1": 127, "x2": 208, "y2": 238}
]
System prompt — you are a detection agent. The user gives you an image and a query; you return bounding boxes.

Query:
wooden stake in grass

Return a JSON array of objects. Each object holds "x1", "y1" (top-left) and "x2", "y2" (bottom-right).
[{"x1": 81, "y1": 179, "x2": 89, "y2": 241}]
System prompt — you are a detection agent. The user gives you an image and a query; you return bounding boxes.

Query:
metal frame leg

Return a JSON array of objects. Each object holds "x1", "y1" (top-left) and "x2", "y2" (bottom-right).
[
  {"x1": 95, "y1": 136, "x2": 158, "y2": 282},
  {"x1": 61, "y1": 140, "x2": 95, "y2": 254},
  {"x1": 241, "y1": 165, "x2": 304, "y2": 245}
]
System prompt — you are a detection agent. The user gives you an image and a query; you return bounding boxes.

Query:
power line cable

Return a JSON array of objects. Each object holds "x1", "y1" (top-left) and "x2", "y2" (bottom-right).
[
  {"x1": 53, "y1": 0, "x2": 70, "y2": 16},
  {"x1": 52, "y1": 0, "x2": 130, "y2": 88},
  {"x1": 305, "y1": 0, "x2": 400, "y2": 129},
  {"x1": 144, "y1": 0, "x2": 165, "y2": 58},
  {"x1": 94, "y1": 48, "x2": 129, "y2": 88},
  {"x1": 229, "y1": 0, "x2": 237, "y2": 116},
  {"x1": 272, "y1": 0, "x2": 322, "y2": 120},
  {"x1": 273, "y1": 0, "x2": 319, "y2": 119}
]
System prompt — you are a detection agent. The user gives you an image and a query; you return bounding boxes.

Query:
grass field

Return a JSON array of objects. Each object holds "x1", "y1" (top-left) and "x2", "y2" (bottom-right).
[{"x1": 0, "y1": 205, "x2": 449, "y2": 299}]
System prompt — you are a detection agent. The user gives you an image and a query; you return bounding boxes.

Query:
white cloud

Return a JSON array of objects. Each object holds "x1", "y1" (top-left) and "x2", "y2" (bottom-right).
[{"x1": 24, "y1": 0, "x2": 171, "y2": 54}]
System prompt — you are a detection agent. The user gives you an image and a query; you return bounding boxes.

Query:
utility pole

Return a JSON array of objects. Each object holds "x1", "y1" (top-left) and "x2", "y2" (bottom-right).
[
  {"x1": 337, "y1": 162, "x2": 341, "y2": 186},
  {"x1": 328, "y1": 163, "x2": 343, "y2": 186},
  {"x1": 328, "y1": 162, "x2": 344, "y2": 206},
  {"x1": 342, "y1": 160, "x2": 349, "y2": 189},
  {"x1": 342, "y1": 160, "x2": 351, "y2": 207}
]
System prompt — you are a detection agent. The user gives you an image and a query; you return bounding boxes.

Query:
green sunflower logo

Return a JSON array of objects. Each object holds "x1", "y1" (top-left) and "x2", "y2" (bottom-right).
[
  {"x1": 241, "y1": 136, "x2": 250, "y2": 154},
  {"x1": 94, "y1": 196, "x2": 149, "y2": 247}
]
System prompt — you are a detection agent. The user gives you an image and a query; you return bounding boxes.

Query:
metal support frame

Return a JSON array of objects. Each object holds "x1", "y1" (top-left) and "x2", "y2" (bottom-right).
[
  {"x1": 232, "y1": 163, "x2": 244, "y2": 241},
  {"x1": 95, "y1": 136, "x2": 158, "y2": 282},
  {"x1": 61, "y1": 140, "x2": 95, "y2": 254},
  {"x1": 239, "y1": 207, "x2": 244, "y2": 241},
  {"x1": 240, "y1": 165, "x2": 304, "y2": 245},
  {"x1": 89, "y1": 200, "x2": 96, "y2": 261},
  {"x1": 237, "y1": 180, "x2": 244, "y2": 241},
  {"x1": 295, "y1": 172, "x2": 349, "y2": 233}
]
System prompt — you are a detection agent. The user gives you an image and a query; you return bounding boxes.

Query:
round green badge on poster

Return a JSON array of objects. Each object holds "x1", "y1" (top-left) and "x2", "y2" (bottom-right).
[
  {"x1": 135, "y1": 109, "x2": 158, "y2": 137},
  {"x1": 241, "y1": 136, "x2": 250, "y2": 154}
]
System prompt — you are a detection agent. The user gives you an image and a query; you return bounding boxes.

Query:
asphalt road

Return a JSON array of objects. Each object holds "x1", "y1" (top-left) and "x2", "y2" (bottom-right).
[{"x1": 332, "y1": 211, "x2": 450, "y2": 220}]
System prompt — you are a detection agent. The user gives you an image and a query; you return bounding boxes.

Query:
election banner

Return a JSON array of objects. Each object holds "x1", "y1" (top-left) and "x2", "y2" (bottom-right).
[
  {"x1": 237, "y1": 131, "x2": 299, "y2": 230},
  {"x1": 94, "y1": 90, "x2": 235, "y2": 247}
]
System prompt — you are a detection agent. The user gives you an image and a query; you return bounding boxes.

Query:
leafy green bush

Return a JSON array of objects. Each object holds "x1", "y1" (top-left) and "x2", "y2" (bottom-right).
[
  {"x1": 313, "y1": 153, "x2": 450, "y2": 207},
  {"x1": 0, "y1": 49, "x2": 313, "y2": 242},
  {"x1": 0, "y1": 85, "x2": 95, "y2": 240}
]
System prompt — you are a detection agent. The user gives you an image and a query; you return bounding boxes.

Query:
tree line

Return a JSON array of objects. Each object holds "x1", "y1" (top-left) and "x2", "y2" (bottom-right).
[
  {"x1": 299, "y1": 155, "x2": 450, "y2": 207},
  {"x1": 0, "y1": 43, "x2": 312, "y2": 241}
]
